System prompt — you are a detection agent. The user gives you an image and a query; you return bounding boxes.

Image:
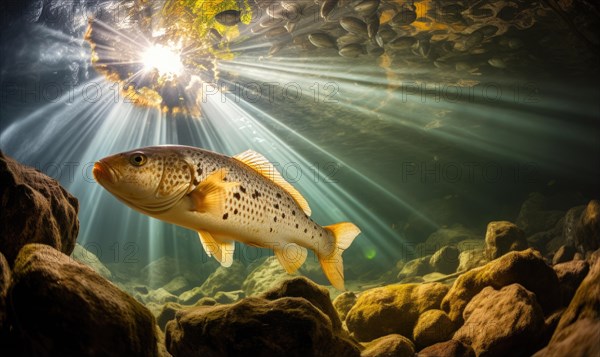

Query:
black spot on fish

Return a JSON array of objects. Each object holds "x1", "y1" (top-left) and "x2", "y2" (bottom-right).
[
  {"x1": 222, "y1": 213, "x2": 228, "y2": 220},
  {"x1": 193, "y1": 178, "x2": 200, "y2": 186},
  {"x1": 282, "y1": 213, "x2": 285, "y2": 219},
  {"x1": 234, "y1": 209, "x2": 238, "y2": 214},
  {"x1": 196, "y1": 167, "x2": 203, "y2": 176},
  {"x1": 240, "y1": 186, "x2": 246, "y2": 193},
  {"x1": 270, "y1": 228, "x2": 273, "y2": 232},
  {"x1": 304, "y1": 228, "x2": 307, "y2": 233},
  {"x1": 276, "y1": 193, "x2": 282, "y2": 198},
  {"x1": 295, "y1": 224, "x2": 299, "y2": 229},
  {"x1": 274, "y1": 204, "x2": 279, "y2": 209},
  {"x1": 314, "y1": 225, "x2": 317, "y2": 230},
  {"x1": 233, "y1": 193, "x2": 241, "y2": 200},
  {"x1": 251, "y1": 190, "x2": 262, "y2": 199},
  {"x1": 274, "y1": 217, "x2": 277, "y2": 222},
  {"x1": 292, "y1": 210, "x2": 296, "y2": 216}
]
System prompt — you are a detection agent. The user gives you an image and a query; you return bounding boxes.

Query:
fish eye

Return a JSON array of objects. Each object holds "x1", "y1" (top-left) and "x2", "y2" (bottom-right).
[{"x1": 129, "y1": 153, "x2": 147, "y2": 167}]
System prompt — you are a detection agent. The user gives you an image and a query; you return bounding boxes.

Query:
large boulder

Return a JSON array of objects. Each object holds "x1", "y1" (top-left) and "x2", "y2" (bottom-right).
[
  {"x1": 484, "y1": 221, "x2": 528, "y2": 260},
  {"x1": 333, "y1": 291, "x2": 357, "y2": 321},
  {"x1": 553, "y1": 260, "x2": 589, "y2": 306},
  {"x1": 396, "y1": 256, "x2": 432, "y2": 281},
  {"x1": 178, "y1": 261, "x2": 246, "y2": 304},
  {"x1": 260, "y1": 277, "x2": 342, "y2": 333},
  {"x1": 361, "y1": 334, "x2": 415, "y2": 357},
  {"x1": 418, "y1": 340, "x2": 475, "y2": 357},
  {"x1": 441, "y1": 249, "x2": 560, "y2": 324},
  {"x1": 0, "y1": 252, "x2": 9, "y2": 333},
  {"x1": 413, "y1": 309, "x2": 455, "y2": 349},
  {"x1": 71, "y1": 243, "x2": 112, "y2": 279},
  {"x1": 516, "y1": 192, "x2": 570, "y2": 235},
  {"x1": 0, "y1": 152, "x2": 79, "y2": 265},
  {"x1": 456, "y1": 248, "x2": 488, "y2": 273},
  {"x1": 552, "y1": 245, "x2": 576, "y2": 265},
  {"x1": 573, "y1": 200, "x2": 600, "y2": 253},
  {"x1": 533, "y1": 251, "x2": 600, "y2": 356},
  {"x1": 242, "y1": 256, "x2": 295, "y2": 296},
  {"x1": 453, "y1": 284, "x2": 545, "y2": 356},
  {"x1": 9, "y1": 244, "x2": 162, "y2": 356},
  {"x1": 346, "y1": 282, "x2": 449, "y2": 341},
  {"x1": 165, "y1": 297, "x2": 360, "y2": 357},
  {"x1": 416, "y1": 224, "x2": 482, "y2": 256},
  {"x1": 429, "y1": 246, "x2": 460, "y2": 274},
  {"x1": 197, "y1": 261, "x2": 245, "y2": 296}
]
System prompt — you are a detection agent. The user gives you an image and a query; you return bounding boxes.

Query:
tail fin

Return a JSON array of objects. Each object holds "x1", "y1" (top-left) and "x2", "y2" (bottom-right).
[{"x1": 318, "y1": 222, "x2": 361, "y2": 291}]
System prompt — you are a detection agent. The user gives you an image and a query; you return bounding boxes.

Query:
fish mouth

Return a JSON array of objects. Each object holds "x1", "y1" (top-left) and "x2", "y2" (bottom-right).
[{"x1": 93, "y1": 160, "x2": 115, "y2": 184}]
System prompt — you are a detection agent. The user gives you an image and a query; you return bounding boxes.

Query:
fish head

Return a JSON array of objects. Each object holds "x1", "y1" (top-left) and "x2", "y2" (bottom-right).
[{"x1": 93, "y1": 146, "x2": 194, "y2": 214}]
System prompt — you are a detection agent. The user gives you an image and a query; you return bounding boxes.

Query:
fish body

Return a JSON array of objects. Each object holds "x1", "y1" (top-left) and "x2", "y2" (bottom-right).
[{"x1": 93, "y1": 145, "x2": 360, "y2": 290}]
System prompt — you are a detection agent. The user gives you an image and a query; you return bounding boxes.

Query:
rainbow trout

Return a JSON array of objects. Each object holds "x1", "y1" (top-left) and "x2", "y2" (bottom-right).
[{"x1": 93, "y1": 145, "x2": 360, "y2": 290}]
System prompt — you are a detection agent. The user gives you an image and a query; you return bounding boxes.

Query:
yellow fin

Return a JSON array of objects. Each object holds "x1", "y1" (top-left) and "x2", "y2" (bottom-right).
[
  {"x1": 324, "y1": 222, "x2": 361, "y2": 250},
  {"x1": 197, "y1": 230, "x2": 234, "y2": 267},
  {"x1": 233, "y1": 150, "x2": 312, "y2": 216},
  {"x1": 189, "y1": 168, "x2": 238, "y2": 215},
  {"x1": 318, "y1": 222, "x2": 361, "y2": 290},
  {"x1": 274, "y1": 244, "x2": 308, "y2": 274}
]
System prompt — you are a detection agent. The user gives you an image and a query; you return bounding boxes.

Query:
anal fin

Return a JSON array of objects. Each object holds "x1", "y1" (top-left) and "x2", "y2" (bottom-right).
[
  {"x1": 274, "y1": 243, "x2": 308, "y2": 274},
  {"x1": 197, "y1": 230, "x2": 235, "y2": 267}
]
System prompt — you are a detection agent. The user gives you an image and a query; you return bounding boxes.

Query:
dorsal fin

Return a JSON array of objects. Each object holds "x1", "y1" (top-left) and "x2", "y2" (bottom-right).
[{"x1": 233, "y1": 150, "x2": 312, "y2": 216}]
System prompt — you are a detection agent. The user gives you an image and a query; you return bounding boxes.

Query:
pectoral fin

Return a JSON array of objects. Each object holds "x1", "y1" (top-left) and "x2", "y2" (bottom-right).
[
  {"x1": 189, "y1": 168, "x2": 239, "y2": 215},
  {"x1": 274, "y1": 243, "x2": 308, "y2": 274},
  {"x1": 197, "y1": 230, "x2": 235, "y2": 267}
]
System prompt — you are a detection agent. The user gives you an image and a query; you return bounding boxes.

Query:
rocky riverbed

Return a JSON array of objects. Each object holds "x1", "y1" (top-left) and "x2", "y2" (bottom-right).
[{"x1": 1, "y1": 151, "x2": 599, "y2": 356}]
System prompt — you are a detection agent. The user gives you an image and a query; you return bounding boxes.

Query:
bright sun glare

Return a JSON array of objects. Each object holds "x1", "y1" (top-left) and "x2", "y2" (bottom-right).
[{"x1": 142, "y1": 44, "x2": 183, "y2": 76}]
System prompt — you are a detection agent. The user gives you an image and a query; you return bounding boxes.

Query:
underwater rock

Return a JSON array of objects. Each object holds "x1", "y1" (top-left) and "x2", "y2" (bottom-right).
[
  {"x1": 261, "y1": 277, "x2": 342, "y2": 333},
  {"x1": 214, "y1": 290, "x2": 245, "y2": 304},
  {"x1": 10, "y1": 244, "x2": 161, "y2": 356},
  {"x1": 178, "y1": 287, "x2": 205, "y2": 305},
  {"x1": 0, "y1": 152, "x2": 79, "y2": 265},
  {"x1": 527, "y1": 216, "x2": 565, "y2": 256},
  {"x1": 199, "y1": 261, "x2": 246, "y2": 297},
  {"x1": 165, "y1": 297, "x2": 361, "y2": 357},
  {"x1": 333, "y1": 291, "x2": 358, "y2": 321},
  {"x1": 453, "y1": 284, "x2": 545, "y2": 356},
  {"x1": 361, "y1": 334, "x2": 415, "y2": 357},
  {"x1": 145, "y1": 288, "x2": 178, "y2": 305},
  {"x1": 429, "y1": 246, "x2": 460, "y2": 274},
  {"x1": 0, "y1": 252, "x2": 9, "y2": 333},
  {"x1": 413, "y1": 309, "x2": 455, "y2": 350},
  {"x1": 516, "y1": 192, "x2": 571, "y2": 235},
  {"x1": 418, "y1": 339, "x2": 475, "y2": 357},
  {"x1": 141, "y1": 256, "x2": 182, "y2": 289},
  {"x1": 552, "y1": 244, "x2": 576, "y2": 265},
  {"x1": 157, "y1": 302, "x2": 183, "y2": 331},
  {"x1": 553, "y1": 260, "x2": 589, "y2": 307},
  {"x1": 573, "y1": 200, "x2": 600, "y2": 253},
  {"x1": 346, "y1": 282, "x2": 448, "y2": 342},
  {"x1": 532, "y1": 250, "x2": 600, "y2": 356},
  {"x1": 562, "y1": 205, "x2": 586, "y2": 247},
  {"x1": 242, "y1": 256, "x2": 296, "y2": 296},
  {"x1": 396, "y1": 255, "x2": 432, "y2": 281},
  {"x1": 456, "y1": 248, "x2": 488, "y2": 273},
  {"x1": 142, "y1": 255, "x2": 215, "y2": 292},
  {"x1": 162, "y1": 276, "x2": 191, "y2": 296},
  {"x1": 195, "y1": 297, "x2": 218, "y2": 306},
  {"x1": 441, "y1": 249, "x2": 560, "y2": 324},
  {"x1": 484, "y1": 221, "x2": 528, "y2": 260},
  {"x1": 416, "y1": 224, "x2": 482, "y2": 256},
  {"x1": 71, "y1": 243, "x2": 112, "y2": 279}
]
